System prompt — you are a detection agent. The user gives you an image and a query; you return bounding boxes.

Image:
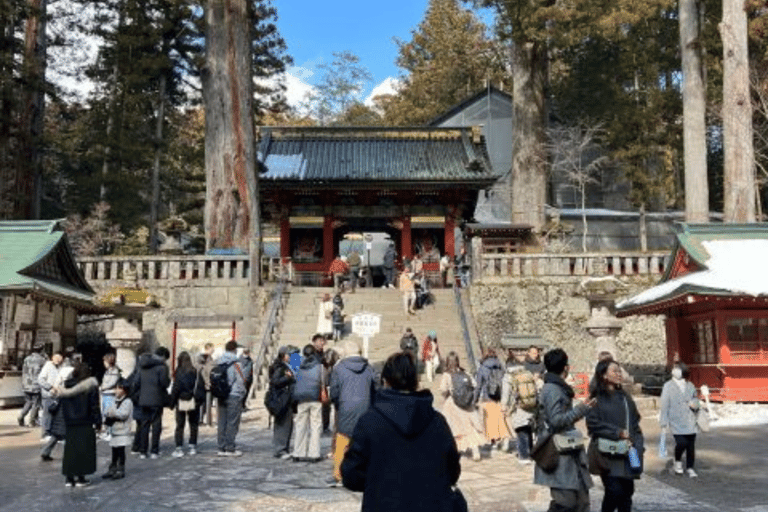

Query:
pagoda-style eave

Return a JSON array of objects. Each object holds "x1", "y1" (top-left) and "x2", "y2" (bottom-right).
[
  {"x1": 617, "y1": 292, "x2": 768, "y2": 318},
  {"x1": 259, "y1": 179, "x2": 497, "y2": 191}
]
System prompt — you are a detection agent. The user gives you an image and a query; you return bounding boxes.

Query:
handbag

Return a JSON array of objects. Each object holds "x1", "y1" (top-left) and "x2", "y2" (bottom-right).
[
  {"x1": 696, "y1": 408, "x2": 711, "y2": 432},
  {"x1": 449, "y1": 486, "x2": 468, "y2": 512},
  {"x1": 553, "y1": 430, "x2": 585, "y2": 452},
  {"x1": 588, "y1": 439, "x2": 610, "y2": 475},
  {"x1": 531, "y1": 432, "x2": 559, "y2": 472},
  {"x1": 597, "y1": 395, "x2": 631, "y2": 456}
]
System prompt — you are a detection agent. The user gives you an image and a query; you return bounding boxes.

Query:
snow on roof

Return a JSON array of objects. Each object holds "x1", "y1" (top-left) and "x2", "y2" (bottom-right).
[{"x1": 617, "y1": 239, "x2": 768, "y2": 310}]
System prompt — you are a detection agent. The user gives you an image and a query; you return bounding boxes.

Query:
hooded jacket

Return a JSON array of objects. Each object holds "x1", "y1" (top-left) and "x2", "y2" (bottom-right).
[
  {"x1": 341, "y1": 388, "x2": 460, "y2": 512},
  {"x1": 293, "y1": 355, "x2": 323, "y2": 403},
  {"x1": 474, "y1": 355, "x2": 503, "y2": 402},
  {"x1": 137, "y1": 353, "x2": 170, "y2": 407},
  {"x1": 329, "y1": 356, "x2": 376, "y2": 436},
  {"x1": 217, "y1": 351, "x2": 250, "y2": 398}
]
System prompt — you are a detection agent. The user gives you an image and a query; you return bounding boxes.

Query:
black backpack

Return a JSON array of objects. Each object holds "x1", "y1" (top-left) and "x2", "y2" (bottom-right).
[
  {"x1": 209, "y1": 362, "x2": 233, "y2": 399},
  {"x1": 487, "y1": 366, "x2": 505, "y2": 401},
  {"x1": 451, "y1": 371, "x2": 475, "y2": 410}
]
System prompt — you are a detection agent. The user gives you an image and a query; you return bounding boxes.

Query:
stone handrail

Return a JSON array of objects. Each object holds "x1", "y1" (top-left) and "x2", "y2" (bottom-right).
[
  {"x1": 77, "y1": 255, "x2": 292, "y2": 285},
  {"x1": 478, "y1": 251, "x2": 670, "y2": 280}
]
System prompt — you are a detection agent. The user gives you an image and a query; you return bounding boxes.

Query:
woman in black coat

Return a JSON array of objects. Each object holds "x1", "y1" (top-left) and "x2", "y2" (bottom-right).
[
  {"x1": 170, "y1": 351, "x2": 205, "y2": 457},
  {"x1": 268, "y1": 347, "x2": 296, "y2": 458},
  {"x1": 586, "y1": 359, "x2": 644, "y2": 512},
  {"x1": 55, "y1": 361, "x2": 101, "y2": 487},
  {"x1": 341, "y1": 352, "x2": 460, "y2": 512}
]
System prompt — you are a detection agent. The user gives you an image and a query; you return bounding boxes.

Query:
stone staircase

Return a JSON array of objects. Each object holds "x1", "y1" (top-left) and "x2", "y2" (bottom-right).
[{"x1": 277, "y1": 286, "x2": 478, "y2": 395}]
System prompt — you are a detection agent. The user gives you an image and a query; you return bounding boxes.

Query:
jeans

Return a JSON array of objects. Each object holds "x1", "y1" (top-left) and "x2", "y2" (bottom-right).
[
  {"x1": 41, "y1": 397, "x2": 55, "y2": 436},
  {"x1": 217, "y1": 395, "x2": 243, "y2": 452},
  {"x1": 138, "y1": 406, "x2": 163, "y2": 455},
  {"x1": 19, "y1": 392, "x2": 41, "y2": 426},
  {"x1": 350, "y1": 266, "x2": 359, "y2": 289},
  {"x1": 41, "y1": 433, "x2": 63, "y2": 458},
  {"x1": 383, "y1": 266, "x2": 395, "y2": 287},
  {"x1": 600, "y1": 475, "x2": 634, "y2": 512},
  {"x1": 515, "y1": 425, "x2": 533, "y2": 459},
  {"x1": 175, "y1": 407, "x2": 200, "y2": 447},
  {"x1": 673, "y1": 433, "x2": 696, "y2": 469}
]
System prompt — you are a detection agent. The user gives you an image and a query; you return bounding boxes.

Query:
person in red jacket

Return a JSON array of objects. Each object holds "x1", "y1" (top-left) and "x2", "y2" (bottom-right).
[{"x1": 328, "y1": 255, "x2": 350, "y2": 293}]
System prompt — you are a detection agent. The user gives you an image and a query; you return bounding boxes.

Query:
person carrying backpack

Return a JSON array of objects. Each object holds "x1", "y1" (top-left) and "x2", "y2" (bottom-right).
[
  {"x1": 212, "y1": 340, "x2": 250, "y2": 456},
  {"x1": 439, "y1": 351, "x2": 484, "y2": 461},
  {"x1": 474, "y1": 347, "x2": 511, "y2": 450},
  {"x1": 502, "y1": 352, "x2": 539, "y2": 463}
]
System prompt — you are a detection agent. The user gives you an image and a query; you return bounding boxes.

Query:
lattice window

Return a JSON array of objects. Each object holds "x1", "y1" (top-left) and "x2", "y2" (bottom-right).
[
  {"x1": 727, "y1": 317, "x2": 768, "y2": 361},
  {"x1": 692, "y1": 319, "x2": 717, "y2": 364}
]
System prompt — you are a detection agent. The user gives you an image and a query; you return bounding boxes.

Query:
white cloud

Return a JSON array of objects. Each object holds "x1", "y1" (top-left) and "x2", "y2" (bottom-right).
[
  {"x1": 283, "y1": 68, "x2": 317, "y2": 109},
  {"x1": 364, "y1": 77, "x2": 401, "y2": 109}
]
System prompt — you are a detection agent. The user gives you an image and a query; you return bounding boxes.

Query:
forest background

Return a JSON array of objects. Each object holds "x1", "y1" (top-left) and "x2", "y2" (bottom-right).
[{"x1": 1, "y1": 0, "x2": 767, "y2": 256}]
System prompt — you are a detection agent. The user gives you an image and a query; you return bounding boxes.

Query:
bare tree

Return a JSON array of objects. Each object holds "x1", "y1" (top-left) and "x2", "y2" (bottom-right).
[
  {"x1": 547, "y1": 123, "x2": 609, "y2": 252},
  {"x1": 720, "y1": 0, "x2": 755, "y2": 222},
  {"x1": 680, "y1": 0, "x2": 709, "y2": 223}
]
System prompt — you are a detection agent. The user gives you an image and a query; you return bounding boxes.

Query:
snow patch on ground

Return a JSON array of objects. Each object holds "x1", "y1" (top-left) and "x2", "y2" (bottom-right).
[{"x1": 708, "y1": 403, "x2": 768, "y2": 428}]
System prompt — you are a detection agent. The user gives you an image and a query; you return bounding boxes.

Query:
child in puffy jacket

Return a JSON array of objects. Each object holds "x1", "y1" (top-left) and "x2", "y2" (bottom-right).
[{"x1": 102, "y1": 380, "x2": 133, "y2": 480}]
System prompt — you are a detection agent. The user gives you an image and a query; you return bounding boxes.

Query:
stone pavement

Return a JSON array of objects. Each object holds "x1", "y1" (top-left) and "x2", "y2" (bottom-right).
[{"x1": 1, "y1": 403, "x2": 768, "y2": 512}]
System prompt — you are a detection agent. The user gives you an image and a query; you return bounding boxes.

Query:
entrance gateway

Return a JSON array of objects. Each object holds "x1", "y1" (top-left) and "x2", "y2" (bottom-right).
[{"x1": 257, "y1": 126, "x2": 500, "y2": 284}]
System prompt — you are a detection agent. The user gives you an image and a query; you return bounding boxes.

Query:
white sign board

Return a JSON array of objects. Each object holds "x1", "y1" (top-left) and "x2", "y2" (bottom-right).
[
  {"x1": 352, "y1": 313, "x2": 381, "y2": 337},
  {"x1": 352, "y1": 313, "x2": 381, "y2": 359}
]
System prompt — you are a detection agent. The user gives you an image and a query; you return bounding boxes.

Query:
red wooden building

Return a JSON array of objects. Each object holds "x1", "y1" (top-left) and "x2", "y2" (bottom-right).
[
  {"x1": 616, "y1": 223, "x2": 768, "y2": 401},
  {"x1": 257, "y1": 126, "x2": 499, "y2": 284}
]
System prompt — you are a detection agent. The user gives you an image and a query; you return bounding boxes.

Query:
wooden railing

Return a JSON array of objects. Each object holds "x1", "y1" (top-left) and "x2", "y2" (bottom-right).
[
  {"x1": 77, "y1": 255, "x2": 293, "y2": 285},
  {"x1": 477, "y1": 251, "x2": 670, "y2": 280}
]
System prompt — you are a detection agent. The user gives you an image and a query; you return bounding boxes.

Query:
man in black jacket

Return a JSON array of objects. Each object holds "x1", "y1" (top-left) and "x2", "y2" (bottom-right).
[
  {"x1": 341, "y1": 352, "x2": 460, "y2": 512},
  {"x1": 135, "y1": 347, "x2": 170, "y2": 458}
]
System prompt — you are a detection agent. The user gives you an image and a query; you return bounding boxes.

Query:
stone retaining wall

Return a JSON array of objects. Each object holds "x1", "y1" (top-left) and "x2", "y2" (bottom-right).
[{"x1": 469, "y1": 276, "x2": 668, "y2": 380}]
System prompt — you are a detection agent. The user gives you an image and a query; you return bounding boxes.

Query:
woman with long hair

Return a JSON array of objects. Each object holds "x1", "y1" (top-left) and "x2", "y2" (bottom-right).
[
  {"x1": 268, "y1": 346, "x2": 296, "y2": 459},
  {"x1": 170, "y1": 351, "x2": 204, "y2": 457},
  {"x1": 55, "y1": 360, "x2": 101, "y2": 487},
  {"x1": 659, "y1": 362, "x2": 700, "y2": 477},
  {"x1": 439, "y1": 351, "x2": 485, "y2": 461},
  {"x1": 586, "y1": 359, "x2": 644, "y2": 512}
]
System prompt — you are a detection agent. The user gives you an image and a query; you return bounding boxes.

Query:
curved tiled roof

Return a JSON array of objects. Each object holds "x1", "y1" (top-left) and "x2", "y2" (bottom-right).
[{"x1": 257, "y1": 127, "x2": 498, "y2": 183}]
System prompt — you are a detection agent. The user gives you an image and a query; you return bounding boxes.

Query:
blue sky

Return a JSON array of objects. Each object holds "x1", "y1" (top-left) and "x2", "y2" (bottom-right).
[{"x1": 272, "y1": 0, "x2": 431, "y2": 106}]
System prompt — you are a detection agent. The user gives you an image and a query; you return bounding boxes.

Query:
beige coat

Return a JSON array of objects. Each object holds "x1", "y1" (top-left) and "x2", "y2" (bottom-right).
[
  {"x1": 439, "y1": 372, "x2": 485, "y2": 451},
  {"x1": 317, "y1": 300, "x2": 334, "y2": 335}
]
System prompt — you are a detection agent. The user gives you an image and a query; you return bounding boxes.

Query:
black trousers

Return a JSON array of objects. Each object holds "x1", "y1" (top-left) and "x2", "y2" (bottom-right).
[
  {"x1": 175, "y1": 408, "x2": 200, "y2": 447},
  {"x1": 600, "y1": 475, "x2": 634, "y2": 512},
  {"x1": 111, "y1": 446, "x2": 126, "y2": 466},
  {"x1": 138, "y1": 406, "x2": 162, "y2": 455},
  {"x1": 673, "y1": 433, "x2": 696, "y2": 468}
]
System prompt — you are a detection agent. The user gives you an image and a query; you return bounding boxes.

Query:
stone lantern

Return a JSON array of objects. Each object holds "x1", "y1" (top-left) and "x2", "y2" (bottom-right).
[
  {"x1": 576, "y1": 276, "x2": 627, "y2": 361},
  {"x1": 106, "y1": 318, "x2": 143, "y2": 377}
]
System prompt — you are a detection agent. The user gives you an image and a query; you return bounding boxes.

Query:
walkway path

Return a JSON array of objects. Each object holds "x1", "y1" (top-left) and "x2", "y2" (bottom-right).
[{"x1": 1, "y1": 402, "x2": 766, "y2": 512}]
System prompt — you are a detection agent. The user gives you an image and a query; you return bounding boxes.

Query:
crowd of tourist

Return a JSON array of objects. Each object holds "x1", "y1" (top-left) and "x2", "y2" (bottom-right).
[{"x1": 16, "y1": 317, "x2": 711, "y2": 511}]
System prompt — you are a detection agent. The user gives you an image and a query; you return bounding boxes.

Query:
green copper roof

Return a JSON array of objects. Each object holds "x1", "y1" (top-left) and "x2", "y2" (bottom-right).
[
  {"x1": 0, "y1": 220, "x2": 95, "y2": 304},
  {"x1": 675, "y1": 223, "x2": 768, "y2": 269}
]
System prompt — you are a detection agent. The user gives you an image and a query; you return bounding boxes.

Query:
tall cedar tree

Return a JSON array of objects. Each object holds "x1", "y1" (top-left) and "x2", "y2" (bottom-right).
[{"x1": 385, "y1": 0, "x2": 507, "y2": 126}]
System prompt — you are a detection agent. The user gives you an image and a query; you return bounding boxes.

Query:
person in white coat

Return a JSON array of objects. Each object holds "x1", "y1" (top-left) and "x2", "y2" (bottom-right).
[{"x1": 659, "y1": 362, "x2": 700, "y2": 478}]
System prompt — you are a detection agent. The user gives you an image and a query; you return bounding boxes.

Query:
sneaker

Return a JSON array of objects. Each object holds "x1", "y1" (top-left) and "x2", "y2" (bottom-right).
[
  {"x1": 171, "y1": 448, "x2": 184, "y2": 458},
  {"x1": 138, "y1": 453, "x2": 147, "y2": 460},
  {"x1": 518, "y1": 458, "x2": 533, "y2": 465},
  {"x1": 188, "y1": 446, "x2": 197, "y2": 456},
  {"x1": 217, "y1": 450, "x2": 229, "y2": 457},
  {"x1": 41, "y1": 454, "x2": 53, "y2": 462},
  {"x1": 325, "y1": 476, "x2": 341, "y2": 488},
  {"x1": 687, "y1": 468, "x2": 698, "y2": 478},
  {"x1": 150, "y1": 453, "x2": 160, "y2": 460},
  {"x1": 75, "y1": 478, "x2": 91, "y2": 488},
  {"x1": 280, "y1": 452, "x2": 293, "y2": 460},
  {"x1": 673, "y1": 461, "x2": 684, "y2": 475},
  {"x1": 65, "y1": 480, "x2": 74, "y2": 488},
  {"x1": 229, "y1": 450, "x2": 243, "y2": 457}
]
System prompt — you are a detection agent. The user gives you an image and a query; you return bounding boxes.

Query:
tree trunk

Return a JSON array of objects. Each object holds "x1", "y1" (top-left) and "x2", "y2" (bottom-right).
[
  {"x1": 510, "y1": 39, "x2": 548, "y2": 232},
  {"x1": 149, "y1": 73, "x2": 166, "y2": 254},
  {"x1": 680, "y1": 0, "x2": 709, "y2": 223},
  {"x1": 19, "y1": 0, "x2": 46, "y2": 219},
  {"x1": 720, "y1": 0, "x2": 755, "y2": 222},
  {"x1": 203, "y1": 0, "x2": 256, "y2": 252}
]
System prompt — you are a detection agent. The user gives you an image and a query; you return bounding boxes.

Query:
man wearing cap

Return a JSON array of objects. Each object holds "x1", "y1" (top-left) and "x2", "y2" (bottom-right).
[
  {"x1": 18, "y1": 344, "x2": 46, "y2": 427},
  {"x1": 327, "y1": 340, "x2": 376, "y2": 486},
  {"x1": 216, "y1": 340, "x2": 250, "y2": 456}
]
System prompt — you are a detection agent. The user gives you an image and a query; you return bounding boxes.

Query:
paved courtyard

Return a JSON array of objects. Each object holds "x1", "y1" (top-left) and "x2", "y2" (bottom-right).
[{"x1": 0, "y1": 402, "x2": 767, "y2": 512}]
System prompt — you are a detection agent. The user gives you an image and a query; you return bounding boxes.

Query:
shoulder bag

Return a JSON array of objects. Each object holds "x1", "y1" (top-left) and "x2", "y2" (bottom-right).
[
  {"x1": 178, "y1": 371, "x2": 199, "y2": 412},
  {"x1": 597, "y1": 395, "x2": 631, "y2": 456}
]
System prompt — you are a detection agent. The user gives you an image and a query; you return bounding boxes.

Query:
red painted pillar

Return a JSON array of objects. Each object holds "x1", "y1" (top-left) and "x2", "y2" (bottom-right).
[
  {"x1": 445, "y1": 214, "x2": 455, "y2": 258},
  {"x1": 280, "y1": 217, "x2": 290, "y2": 259},
  {"x1": 402, "y1": 216, "x2": 412, "y2": 261},
  {"x1": 323, "y1": 215, "x2": 334, "y2": 268}
]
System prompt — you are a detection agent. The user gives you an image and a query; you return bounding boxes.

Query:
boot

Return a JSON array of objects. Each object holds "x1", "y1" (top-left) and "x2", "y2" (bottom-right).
[
  {"x1": 101, "y1": 463, "x2": 116, "y2": 479},
  {"x1": 112, "y1": 463, "x2": 125, "y2": 480}
]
